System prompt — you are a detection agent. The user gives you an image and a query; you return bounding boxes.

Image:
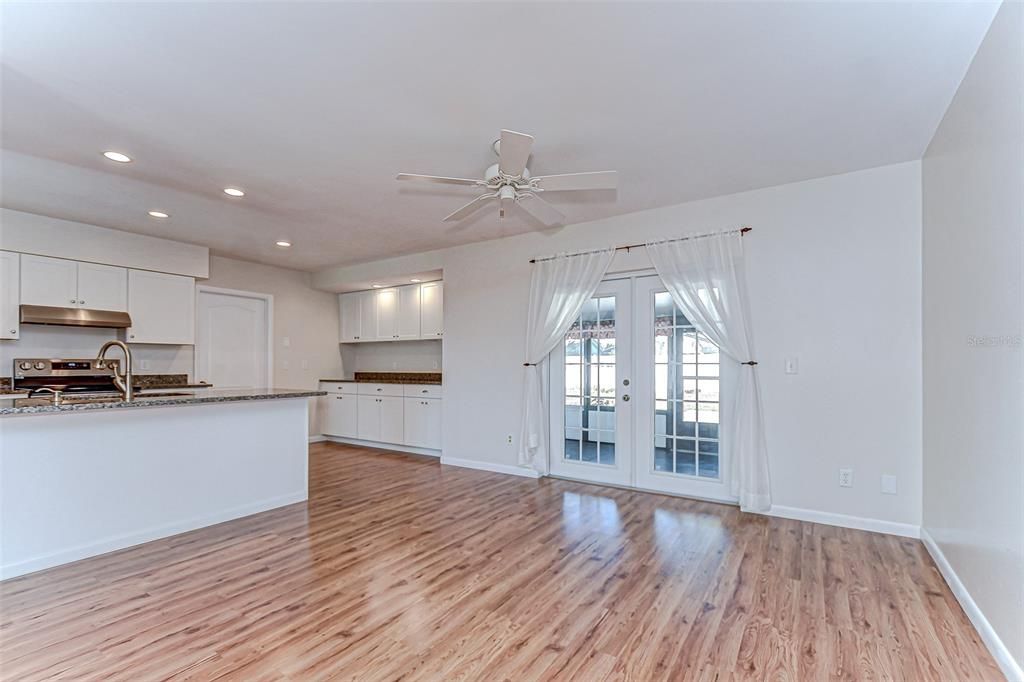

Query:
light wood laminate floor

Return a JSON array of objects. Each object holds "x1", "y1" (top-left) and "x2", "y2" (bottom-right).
[{"x1": 0, "y1": 443, "x2": 1001, "y2": 680}]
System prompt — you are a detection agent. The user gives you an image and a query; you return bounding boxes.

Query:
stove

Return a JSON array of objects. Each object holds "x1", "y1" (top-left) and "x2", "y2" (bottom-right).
[{"x1": 13, "y1": 357, "x2": 122, "y2": 396}]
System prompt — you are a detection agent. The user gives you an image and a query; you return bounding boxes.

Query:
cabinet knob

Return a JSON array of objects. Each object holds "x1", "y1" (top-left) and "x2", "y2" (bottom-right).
[
  {"x1": 79, "y1": 300, "x2": 85, "y2": 305},
  {"x1": 9, "y1": 329, "x2": 15, "y2": 334},
  {"x1": 70, "y1": 299, "x2": 76, "y2": 304}
]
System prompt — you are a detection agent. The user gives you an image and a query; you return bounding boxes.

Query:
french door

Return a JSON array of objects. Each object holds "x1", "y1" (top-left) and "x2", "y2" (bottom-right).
[{"x1": 549, "y1": 274, "x2": 735, "y2": 503}]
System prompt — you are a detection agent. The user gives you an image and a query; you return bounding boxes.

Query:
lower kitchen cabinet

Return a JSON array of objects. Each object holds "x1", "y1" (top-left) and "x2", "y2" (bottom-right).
[
  {"x1": 404, "y1": 397, "x2": 441, "y2": 449},
  {"x1": 356, "y1": 394, "x2": 405, "y2": 444},
  {"x1": 322, "y1": 393, "x2": 357, "y2": 438},
  {"x1": 321, "y1": 382, "x2": 441, "y2": 452}
]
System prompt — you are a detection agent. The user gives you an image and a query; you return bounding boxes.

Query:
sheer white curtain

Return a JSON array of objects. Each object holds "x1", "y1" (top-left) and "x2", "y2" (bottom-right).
[
  {"x1": 518, "y1": 248, "x2": 615, "y2": 474},
  {"x1": 646, "y1": 232, "x2": 771, "y2": 511}
]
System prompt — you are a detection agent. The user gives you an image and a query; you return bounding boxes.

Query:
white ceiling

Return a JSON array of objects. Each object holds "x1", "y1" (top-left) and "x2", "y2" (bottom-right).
[{"x1": 0, "y1": 1, "x2": 998, "y2": 271}]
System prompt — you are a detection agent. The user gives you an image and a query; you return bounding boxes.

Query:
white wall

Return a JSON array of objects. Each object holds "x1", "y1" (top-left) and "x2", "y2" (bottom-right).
[
  {"x1": 344, "y1": 339, "x2": 442, "y2": 374},
  {"x1": 0, "y1": 208, "x2": 209, "y2": 277},
  {"x1": 314, "y1": 161, "x2": 924, "y2": 528},
  {"x1": 922, "y1": 1, "x2": 1023, "y2": 676}
]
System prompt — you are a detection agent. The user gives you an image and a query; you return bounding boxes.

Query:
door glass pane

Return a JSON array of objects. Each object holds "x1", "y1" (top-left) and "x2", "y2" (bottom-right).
[
  {"x1": 564, "y1": 293, "x2": 618, "y2": 467},
  {"x1": 651, "y1": 292, "x2": 722, "y2": 480}
]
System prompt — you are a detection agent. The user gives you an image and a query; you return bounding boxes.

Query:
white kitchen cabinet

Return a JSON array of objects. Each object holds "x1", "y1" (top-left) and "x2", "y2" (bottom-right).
[
  {"x1": 375, "y1": 287, "x2": 399, "y2": 340},
  {"x1": 20, "y1": 255, "x2": 127, "y2": 312},
  {"x1": 356, "y1": 393, "x2": 405, "y2": 444},
  {"x1": 127, "y1": 270, "x2": 195, "y2": 344},
  {"x1": 339, "y1": 293, "x2": 362, "y2": 342},
  {"x1": 358, "y1": 290, "x2": 378, "y2": 341},
  {"x1": 0, "y1": 251, "x2": 20, "y2": 339},
  {"x1": 357, "y1": 395, "x2": 381, "y2": 440},
  {"x1": 20, "y1": 254, "x2": 79, "y2": 308},
  {"x1": 322, "y1": 393, "x2": 358, "y2": 438},
  {"x1": 76, "y1": 262, "x2": 127, "y2": 311},
  {"x1": 380, "y1": 396, "x2": 404, "y2": 444},
  {"x1": 420, "y1": 281, "x2": 443, "y2": 337},
  {"x1": 397, "y1": 285, "x2": 421, "y2": 339},
  {"x1": 404, "y1": 397, "x2": 442, "y2": 449}
]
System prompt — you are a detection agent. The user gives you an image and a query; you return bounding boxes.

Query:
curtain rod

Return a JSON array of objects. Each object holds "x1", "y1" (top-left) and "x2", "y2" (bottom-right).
[{"x1": 528, "y1": 226, "x2": 752, "y2": 264}]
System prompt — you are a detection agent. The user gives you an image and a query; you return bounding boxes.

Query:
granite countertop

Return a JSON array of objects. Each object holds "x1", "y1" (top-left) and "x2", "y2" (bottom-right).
[
  {"x1": 320, "y1": 371, "x2": 442, "y2": 385},
  {"x1": 0, "y1": 374, "x2": 213, "y2": 395},
  {"x1": 0, "y1": 388, "x2": 326, "y2": 416}
]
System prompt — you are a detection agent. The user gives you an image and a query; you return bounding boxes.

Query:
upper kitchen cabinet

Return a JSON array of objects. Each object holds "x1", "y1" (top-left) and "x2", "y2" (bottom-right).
[
  {"x1": 20, "y1": 254, "x2": 127, "y2": 312},
  {"x1": 338, "y1": 282, "x2": 440, "y2": 343},
  {"x1": 419, "y1": 281, "x2": 443, "y2": 337},
  {"x1": 0, "y1": 251, "x2": 20, "y2": 339},
  {"x1": 339, "y1": 292, "x2": 362, "y2": 342},
  {"x1": 127, "y1": 270, "x2": 195, "y2": 344},
  {"x1": 397, "y1": 284, "x2": 421, "y2": 339}
]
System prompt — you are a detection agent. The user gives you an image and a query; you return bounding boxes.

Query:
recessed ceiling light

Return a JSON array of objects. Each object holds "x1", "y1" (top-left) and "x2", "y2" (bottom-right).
[
  {"x1": 410, "y1": 278, "x2": 422, "y2": 283},
  {"x1": 371, "y1": 284, "x2": 382, "y2": 288},
  {"x1": 102, "y1": 151, "x2": 132, "y2": 163},
  {"x1": 223, "y1": 187, "x2": 245, "y2": 197},
  {"x1": 148, "y1": 211, "x2": 169, "y2": 218},
  {"x1": 275, "y1": 240, "x2": 292, "y2": 248}
]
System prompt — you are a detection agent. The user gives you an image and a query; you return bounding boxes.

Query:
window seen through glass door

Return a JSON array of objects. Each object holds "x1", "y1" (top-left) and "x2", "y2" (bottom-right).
[
  {"x1": 564, "y1": 296, "x2": 616, "y2": 465},
  {"x1": 653, "y1": 292, "x2": 720, "y2": 478}
]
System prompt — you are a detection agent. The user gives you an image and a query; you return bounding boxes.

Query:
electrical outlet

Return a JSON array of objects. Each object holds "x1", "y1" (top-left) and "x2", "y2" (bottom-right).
[
  {"x1": 506, "y1": 435, "x2": 513, "y2": 445},
  {"x1": 838, "y1": 468, "x2": 853, "y2": 488},
  {"x1": 881, "y1": 474, "x2": 898, "y2": 495},
  {"x1": 282, "y1": 336, "x2": 290, "y2": 348},
  {"x1": 139, "y1": 359, "x2": 152, "y2": 371}
]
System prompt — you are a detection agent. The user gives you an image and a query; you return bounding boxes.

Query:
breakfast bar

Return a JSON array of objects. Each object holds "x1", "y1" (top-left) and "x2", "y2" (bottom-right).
[{"x1": 0, "y1": 388, "x2": 325, "y2": 579}]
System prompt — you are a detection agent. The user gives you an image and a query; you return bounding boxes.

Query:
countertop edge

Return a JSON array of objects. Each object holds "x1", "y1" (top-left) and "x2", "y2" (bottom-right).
[{"x1": 0, "y1": 390, "x2": 327, "y2": 416}]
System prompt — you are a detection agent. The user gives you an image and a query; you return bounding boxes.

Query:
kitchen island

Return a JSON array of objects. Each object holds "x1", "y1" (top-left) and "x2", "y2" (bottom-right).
[{"x1": 0, "y1": 388, "x2": 325, "y2": 579}]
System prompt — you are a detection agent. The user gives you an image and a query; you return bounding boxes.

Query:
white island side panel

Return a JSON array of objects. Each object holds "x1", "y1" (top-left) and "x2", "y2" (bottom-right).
[{"x1": 0, "y1": 398, "x2": 309, "y2": 579}]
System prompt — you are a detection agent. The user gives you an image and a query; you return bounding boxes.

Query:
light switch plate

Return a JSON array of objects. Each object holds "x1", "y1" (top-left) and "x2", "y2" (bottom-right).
[
  {"x1": 839, "y1": 468, "x2": 853, "y2": 488},
  {"x1": 785, "y1": 356, "x2": 799, "y2": 374}
]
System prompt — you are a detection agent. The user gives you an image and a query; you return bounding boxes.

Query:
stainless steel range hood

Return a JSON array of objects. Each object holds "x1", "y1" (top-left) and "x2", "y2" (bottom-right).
[{"x1": 20, "y1": 304, "x2": 132, "y2": 329}]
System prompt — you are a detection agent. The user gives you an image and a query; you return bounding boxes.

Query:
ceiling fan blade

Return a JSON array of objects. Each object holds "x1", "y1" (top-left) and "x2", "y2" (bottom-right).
[
  {"x1": 517, "y1": 194, "x2": 565, "y2": 227},
  {"x1": 531, "y1": 171, "x2": 618, "y2": 192},
  {"x1": 498, "y1": 129, "x2": 533, "y2": 177},
  {"x1": 443, "y1": 192, "x2": 497, "y2": 222},
  {"x1": 397, "y1": 173, "x2": 484, "y2": 187}
]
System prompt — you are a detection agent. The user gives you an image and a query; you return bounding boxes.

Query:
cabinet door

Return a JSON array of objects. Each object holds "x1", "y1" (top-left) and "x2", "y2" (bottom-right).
[
  {"x1": 420, "y1": 281, "x2": 443, "y2": 338},
  {"x1": 375, "y1": 288, "x2": 398, "y2": 341},
  {"x1": 339, "y1": 293, "x2": 362, "y2": 342},
  {"x1": 20, "y1": 254, "x2": 78, "y2": 307},
  {"x1": 396, "y1": 284, "x2": 421, "y2": 339},
  {"x1": 358, "y1": 291, "x2": 378, "y2": 342},
  {"x1": 0, "y1": 251, "x2": 19, "y2": 339},
  {"x1": 127, "y1": 270, "x2": 195, "y2": 344},
  {"x1": 420, "y1": 398, "x2": 442, "y2": 449},
  {"x1": 76, "y1": 262, "x2": 127, "y2": 311},
  {"x1": 357, "y1": 395, "x2": 381, "y2": 441},
  {"x1": 405, "y1": 397, "x2": 442, "y2": 449},
  {"x1": 379, "y1": 395, "x2": 405, "y2": 444},
  {"x1": 324, "y1": 394, "x2": 358, "y2": 437}
]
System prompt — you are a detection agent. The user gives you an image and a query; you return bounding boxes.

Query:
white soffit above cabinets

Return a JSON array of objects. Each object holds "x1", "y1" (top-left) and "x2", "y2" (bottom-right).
[{"x1": 0, "y1": 1, "x2": 999, "y2": 270}]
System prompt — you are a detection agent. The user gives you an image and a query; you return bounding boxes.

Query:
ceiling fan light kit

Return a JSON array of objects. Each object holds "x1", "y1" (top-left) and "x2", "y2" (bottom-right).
[{"x1": 397, "y1": 129, "x2": 618, "y2": 227}]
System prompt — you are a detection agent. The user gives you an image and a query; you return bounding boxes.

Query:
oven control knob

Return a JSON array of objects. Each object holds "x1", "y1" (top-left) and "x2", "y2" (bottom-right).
[
  {"x1": 19, "y1": 361, "x2": 31, "y2": 370},
  {"x1": 33, "y1": 362, "x2": 46, "y2": 370}
]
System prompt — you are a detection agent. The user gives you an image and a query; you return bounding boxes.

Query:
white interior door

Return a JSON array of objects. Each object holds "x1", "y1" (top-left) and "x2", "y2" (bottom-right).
[
  {"x1": 195, "y1": 289, "x2": 271, "y2": 389},
  {"x1": 549, "y1": 278, "x2": 633, "y2": 487}
]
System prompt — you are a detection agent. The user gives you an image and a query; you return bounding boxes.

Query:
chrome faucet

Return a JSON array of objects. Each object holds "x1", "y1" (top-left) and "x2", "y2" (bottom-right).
[{"x1": 97, "y1": 340, "x2": 134, "y2": 402}]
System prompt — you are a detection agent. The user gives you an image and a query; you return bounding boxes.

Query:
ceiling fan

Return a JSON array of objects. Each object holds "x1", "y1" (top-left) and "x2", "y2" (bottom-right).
[{"x1": 396, "y1": 129, "x2": 617, "y2": 227}]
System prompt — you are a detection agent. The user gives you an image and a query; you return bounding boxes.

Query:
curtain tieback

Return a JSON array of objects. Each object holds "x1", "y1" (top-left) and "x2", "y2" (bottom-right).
[{"x1": 743, "y1": 361, "x2": 758, "y2": 366}]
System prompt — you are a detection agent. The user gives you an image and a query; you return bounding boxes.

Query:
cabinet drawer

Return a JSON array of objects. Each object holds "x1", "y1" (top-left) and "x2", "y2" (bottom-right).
[
  {"x1": 356, "y1": 382, "x2": 404, "y2": 397},
  {"x1": 320, "y1": 381, "x2": 358, "y2": 394},
  {"x1": 403, "y1": 384, "x2": 443, "y2": 399}
]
